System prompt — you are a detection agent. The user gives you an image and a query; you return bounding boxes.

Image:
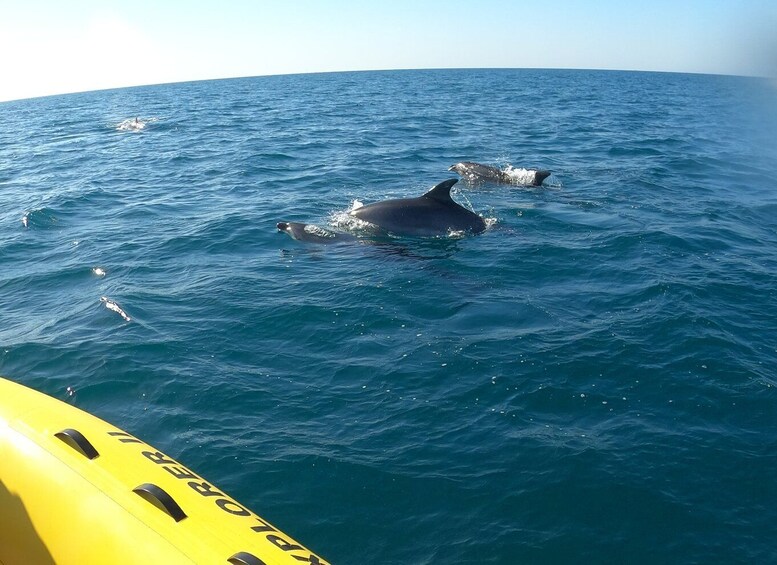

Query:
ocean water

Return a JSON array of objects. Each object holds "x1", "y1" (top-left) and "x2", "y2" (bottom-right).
[{"x1": 1, "y1": 69, "x2": 777, "y2": 564}]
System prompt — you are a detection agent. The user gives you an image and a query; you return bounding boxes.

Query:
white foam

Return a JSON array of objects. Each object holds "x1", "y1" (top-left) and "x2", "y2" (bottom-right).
[
  {"x1": 117, "y1": 118, "x2": 145, "y2": 131},
  {"x1": 483, "y1": 216, "x2": 498, "y2": 229},
  {"x1": 303, "y1": 224, "x2": 338, "y2": 240},
  {"x1": 503, "y1": 166, "x2": 539, "y2": 186},
  {"x1": 330, "y1": 209, "x2": 373, "y2": 232},
  {"x1": 92, "y1": 267, "x2": 106, "y2": 277},
  {"x1": 116, "y1": 117, "x2": 158, "y2": 131}
]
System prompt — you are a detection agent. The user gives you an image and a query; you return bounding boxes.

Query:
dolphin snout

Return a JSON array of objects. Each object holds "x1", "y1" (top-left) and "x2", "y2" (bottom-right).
[{"x1": 277, "y1": 222, "x2": 289, "y2": 231}]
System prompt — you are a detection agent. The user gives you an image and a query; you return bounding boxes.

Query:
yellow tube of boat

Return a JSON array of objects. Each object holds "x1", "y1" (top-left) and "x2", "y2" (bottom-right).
[{"x1": 0, "y1": 376, "x2": 328, "y2": 565}]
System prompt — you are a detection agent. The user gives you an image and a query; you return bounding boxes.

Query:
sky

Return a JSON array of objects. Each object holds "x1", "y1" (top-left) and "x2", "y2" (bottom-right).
[{"x1": 1, "y1": 0, "x2": 776, "y2": 103}]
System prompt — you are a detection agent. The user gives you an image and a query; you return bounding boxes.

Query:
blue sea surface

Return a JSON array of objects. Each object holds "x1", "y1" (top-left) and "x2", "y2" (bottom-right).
[{"x1": 2, "y1": 69, "x2": 777, "y2": 563}]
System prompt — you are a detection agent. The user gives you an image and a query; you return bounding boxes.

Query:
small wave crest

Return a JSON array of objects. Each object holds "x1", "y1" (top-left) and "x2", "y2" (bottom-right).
[{"x1": 20, "y1": 208, "x2": 58, "y2": 229}]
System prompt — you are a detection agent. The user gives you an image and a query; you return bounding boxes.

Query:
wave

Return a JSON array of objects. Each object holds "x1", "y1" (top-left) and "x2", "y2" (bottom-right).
[{"x1": 20, "y1": 208, "x2": 58, "y2": 229}]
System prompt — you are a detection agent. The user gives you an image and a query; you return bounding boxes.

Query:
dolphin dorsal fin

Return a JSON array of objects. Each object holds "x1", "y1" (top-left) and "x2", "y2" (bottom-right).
[{"x1": 422, "y1": 178, "x2": 459, "y2": 203}]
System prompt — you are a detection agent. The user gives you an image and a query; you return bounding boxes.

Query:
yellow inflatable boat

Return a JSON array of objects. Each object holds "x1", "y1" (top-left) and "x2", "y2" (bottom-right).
[{"x1": 0, "y1": 376, "x2": 328, "y2": 564}]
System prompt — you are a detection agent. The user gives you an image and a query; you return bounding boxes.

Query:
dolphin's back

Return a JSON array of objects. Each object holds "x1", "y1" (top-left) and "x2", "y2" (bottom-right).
[
  {"x1": 450, "y1": 161, "x2": 551, "y2": 186},
  {"x1": 351, "y1": 179, "x2": 485, "y2": 236},
  {"x1": 460, "y1": 162, "x2": 505, "y2": 179}
]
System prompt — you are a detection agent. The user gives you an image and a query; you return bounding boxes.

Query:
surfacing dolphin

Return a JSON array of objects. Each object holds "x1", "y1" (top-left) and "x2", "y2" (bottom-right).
[
  {"x1": 277, "y1": 179, "x2": 486, "y2": 244},
  {"x1": 350, "y1": 178, "x2": 485, "y2": 236},
  {"x1": 276, "y1": 221, "x2": 356, "y2": 244},
  {"x1": 449, "y1": 161, "x2": 551, "y2": 187}
]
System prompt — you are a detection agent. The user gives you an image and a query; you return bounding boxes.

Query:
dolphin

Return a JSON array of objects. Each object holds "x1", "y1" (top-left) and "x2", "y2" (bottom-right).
[
  {"x1": 277, "y1": 221, "x2": 357, "y2": 244},
  {"x1": 100, "y1": 296, "x2": 131, "y2": 322},
  {"x1": 449, "y1": 161, "x2": 551, "y2": 187},
  {"x1": 349, "y1": 178, "x2": 485, "y2": 236}
]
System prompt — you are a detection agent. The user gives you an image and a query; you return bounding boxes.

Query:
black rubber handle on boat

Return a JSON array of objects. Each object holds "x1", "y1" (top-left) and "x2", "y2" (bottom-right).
[
  {"x1": 133, "y1": 483, "x2": 187, "y2": 522},
  {"x1": 55, "y1": 428, "x2": 100, "y2": 460},
  {"x1": 228, "y1": 551, "x2": 268, "y2": 565}
]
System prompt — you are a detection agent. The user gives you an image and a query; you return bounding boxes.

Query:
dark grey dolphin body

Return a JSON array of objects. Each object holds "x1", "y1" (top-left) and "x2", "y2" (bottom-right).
[
  {"x1": 350, "y1": 178, "x2": 485, "y2": 236},
  {"x1": 277, "y1": 221, "x2": 356, "y2": 244},
  {"x1": 449, "y1": 161, "x2": 551, "y2": 187}
]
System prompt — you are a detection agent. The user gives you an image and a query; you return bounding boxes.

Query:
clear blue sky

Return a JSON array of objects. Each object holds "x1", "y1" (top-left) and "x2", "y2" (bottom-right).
[{"x1": 1, "y1": 0, "x2": 775, "y2": 102}]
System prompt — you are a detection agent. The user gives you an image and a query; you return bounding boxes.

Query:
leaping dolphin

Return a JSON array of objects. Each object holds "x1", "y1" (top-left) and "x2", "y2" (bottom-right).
[
  {"x1": 449, "y1": 161, "x2": 551, "y2": 187},
  {"x1": 349, "y1": 178, "x2": 485, "y2": 236}
]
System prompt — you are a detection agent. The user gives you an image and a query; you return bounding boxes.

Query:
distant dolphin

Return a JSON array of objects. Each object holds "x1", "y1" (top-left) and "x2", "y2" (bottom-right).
[
  {"x1": 449, "y1": 161, "x2": 551, "y2": 187},
  {"x1": 100, "y1": 296, "x2": 131, "y2": 322},
  {"x1": 350, "y1": 178, "x2": 485, "y2": 236},
  {"x1": 117, "y1": 117, "x2": 148, "y2": 131},
  {"x1": 276, "y1": 221, "x2": 356, "y2": 244}
]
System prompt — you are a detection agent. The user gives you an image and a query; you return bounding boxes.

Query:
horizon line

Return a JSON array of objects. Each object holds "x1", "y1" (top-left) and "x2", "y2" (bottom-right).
[{"x1": 1, "y1": 65, "x2": 768, "y2": 105}]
